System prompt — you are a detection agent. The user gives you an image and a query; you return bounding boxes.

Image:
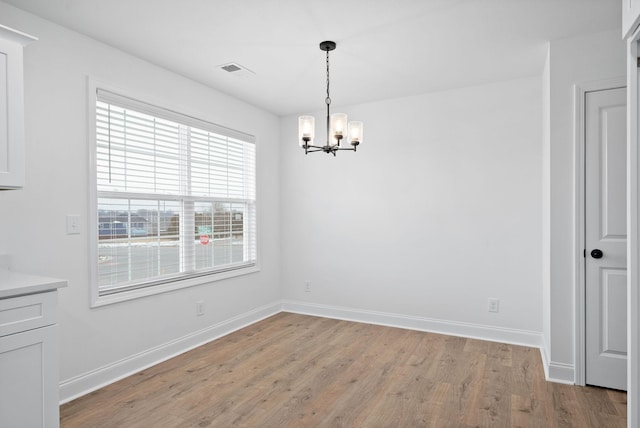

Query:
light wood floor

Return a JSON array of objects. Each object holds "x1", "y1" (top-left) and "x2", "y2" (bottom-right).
[{"x1": 60, "y1": 313, "x2": 627, "y2": 427}]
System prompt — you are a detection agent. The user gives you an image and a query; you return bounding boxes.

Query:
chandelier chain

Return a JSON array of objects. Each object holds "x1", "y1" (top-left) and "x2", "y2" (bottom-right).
[{"x1": 325, "y1": 50, "x2": 331, "y2": 106}]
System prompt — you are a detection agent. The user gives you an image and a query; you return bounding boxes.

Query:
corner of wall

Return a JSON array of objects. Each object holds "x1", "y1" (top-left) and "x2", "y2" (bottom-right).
[
  {"x1": 542, "y1": 40, "x2": 552, "y2": 361},
  {"x1": 539, "y1": 333, "x2": 575, "y2": 385}
]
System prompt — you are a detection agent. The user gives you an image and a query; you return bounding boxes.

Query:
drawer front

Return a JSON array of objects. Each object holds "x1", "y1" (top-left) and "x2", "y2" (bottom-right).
[{"x1": 0, "y1": 291, "x2": 57, "y2": 337}]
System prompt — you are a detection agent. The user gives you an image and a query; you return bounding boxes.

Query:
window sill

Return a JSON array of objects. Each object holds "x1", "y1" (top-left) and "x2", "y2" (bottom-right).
[{"x1": 90, "y1": 265, "x2": 260, "y2": 308}]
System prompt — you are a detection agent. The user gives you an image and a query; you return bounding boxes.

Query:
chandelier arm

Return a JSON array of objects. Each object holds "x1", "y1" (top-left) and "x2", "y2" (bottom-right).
[
  {"x1": 304, "y1": 143, "x2": 326, "y2": 149},
  {"x1": 305, "y1": 146, "x2": 325, "y2": 153}
]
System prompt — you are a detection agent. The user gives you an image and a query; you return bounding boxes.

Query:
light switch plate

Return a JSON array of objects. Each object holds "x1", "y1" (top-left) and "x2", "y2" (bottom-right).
[
  {"x1": 488, "y1": 298, "x2": 499, "y2": 313},
  {"x1": 66, "y1": 215, "x2": 80, "y2": 235}
]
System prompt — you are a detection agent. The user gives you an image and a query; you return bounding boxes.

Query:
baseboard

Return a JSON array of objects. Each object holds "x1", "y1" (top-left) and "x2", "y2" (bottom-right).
[
  {"x1": 538, "y1": 337, "x2": 575, "y2": 385},
  {"x1": 540, "y1": 341, "x2": 551, "y2": 380},
  {"x1": 281, "y1": 300, "x2": 543, "y2": 349},
  {"x1": 546, "y1": 361, "x2": 576, "y2": 384},
  {"x1": 59, "y1": 301, "x2": 282, "y2": 404},
  {"x1": 60, "y1": 300, "x2": 571, "y2": 404}
]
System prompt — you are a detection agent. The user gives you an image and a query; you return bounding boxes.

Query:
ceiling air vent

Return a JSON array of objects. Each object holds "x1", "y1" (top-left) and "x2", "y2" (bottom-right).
[
  {"x1": 221, "y1": 64, "x2": 242, "y2": 73},
  {"x1": 218, "y1": 62, "x2": 255, "y2": 78}
]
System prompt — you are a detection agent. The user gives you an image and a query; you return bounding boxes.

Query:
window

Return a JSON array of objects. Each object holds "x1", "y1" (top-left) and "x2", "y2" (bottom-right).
[{"x1": 92, "y1": 87, "x2": 257, "y2": 303}]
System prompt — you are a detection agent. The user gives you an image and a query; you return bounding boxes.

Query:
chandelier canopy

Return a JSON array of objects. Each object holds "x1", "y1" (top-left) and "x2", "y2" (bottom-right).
[{"x1": 298, "y1": 41, "x2": 363, "y2": 156}]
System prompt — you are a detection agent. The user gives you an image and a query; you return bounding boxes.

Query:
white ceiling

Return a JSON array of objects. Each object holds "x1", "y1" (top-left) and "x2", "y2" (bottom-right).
[{"x1": 3, "y1": 0, "x2": 621, "y2": 116}]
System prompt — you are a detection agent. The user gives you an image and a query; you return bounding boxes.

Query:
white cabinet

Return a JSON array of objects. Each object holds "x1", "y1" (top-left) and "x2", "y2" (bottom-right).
[
  {"x1": 0, "y1": 284, "x2": 65, "y2": 428},
  {"x1": 0, "y1": 25, "x2": 36, "y2": 190},
  {"x1": 623, "y1": 0, "x2": 640, "y2": 39},
  {"x1": 0, "y1": 324, "x2": 58, "y2": 427}
]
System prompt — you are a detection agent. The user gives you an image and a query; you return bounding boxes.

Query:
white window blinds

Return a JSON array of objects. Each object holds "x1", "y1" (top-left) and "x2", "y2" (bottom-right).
[{"x1": 95, "y1": 89, "x2": 256, "y2": 296}]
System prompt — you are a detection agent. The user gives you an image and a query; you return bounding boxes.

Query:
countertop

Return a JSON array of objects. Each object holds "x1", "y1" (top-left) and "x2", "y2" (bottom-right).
[{"x1": 0, "y1": 268, "x2": 67, "y2": 299}]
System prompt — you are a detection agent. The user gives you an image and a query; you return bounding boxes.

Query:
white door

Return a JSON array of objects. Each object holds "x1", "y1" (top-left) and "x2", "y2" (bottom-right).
[{"x1": 585, "y1": 87, "x2": 627, "y2": 390}]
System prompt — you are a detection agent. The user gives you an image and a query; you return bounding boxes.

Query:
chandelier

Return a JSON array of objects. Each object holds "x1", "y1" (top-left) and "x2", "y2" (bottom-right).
[{"x1": 298, "y1": 41, "x2": 363, "y2": 156}]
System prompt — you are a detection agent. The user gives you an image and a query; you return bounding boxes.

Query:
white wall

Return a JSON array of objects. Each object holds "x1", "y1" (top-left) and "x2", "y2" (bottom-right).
[
  {"x1": 281, "y1": 77, "x2": 543, "y2": 338},
  {"x1": 544, "y1": 29, "x2": 626, "y2": 382},
  {"x1": 0, "y1": 3, "x2": 281, "y2": 401}
]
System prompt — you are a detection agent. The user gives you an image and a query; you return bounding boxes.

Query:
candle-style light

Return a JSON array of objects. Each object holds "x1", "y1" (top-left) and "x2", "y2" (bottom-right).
[
  {"x1": 298, "y1": 116, "x2": 315, "y2": 147},
  {"x1": 330, "y1": 113, "x2": 347, "y2": 145},
  {"x1": 298, "y1": 41, "x2": 363, "y2": 156},
  {"x1": 348, "y1": 121, "x2": 363, "y2": 146}
]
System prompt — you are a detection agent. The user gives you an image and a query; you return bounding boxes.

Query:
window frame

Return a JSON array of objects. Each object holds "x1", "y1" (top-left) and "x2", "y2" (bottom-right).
[{"x1": 88, "y1": 78, "x2": 260, "y2": 307}]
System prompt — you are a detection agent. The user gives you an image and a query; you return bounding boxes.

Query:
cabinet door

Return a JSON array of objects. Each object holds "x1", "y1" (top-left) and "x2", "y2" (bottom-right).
[
  {"x1": 0, "y1": 37, "x2": 25, "y2": 189},
  {"x1": 0, "y1": 325, "x2": 59, "y2": 428},
  {"x1": 623, "y1": 0, "x2": 640, "y2": 39}
]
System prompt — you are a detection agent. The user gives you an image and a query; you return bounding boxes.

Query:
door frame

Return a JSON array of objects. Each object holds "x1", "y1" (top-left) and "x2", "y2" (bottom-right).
[
  {"x1": 573, "y1": 77, "x2": 626, "y2": 387},
  {"x1": 627, "y1": 29, "x2": 640, "y2": 427}
]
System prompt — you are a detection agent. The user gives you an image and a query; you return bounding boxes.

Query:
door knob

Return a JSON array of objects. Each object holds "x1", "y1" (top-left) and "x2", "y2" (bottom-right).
[{"x1": 591, "y1": 249, "x2": 603, "y2": 259}]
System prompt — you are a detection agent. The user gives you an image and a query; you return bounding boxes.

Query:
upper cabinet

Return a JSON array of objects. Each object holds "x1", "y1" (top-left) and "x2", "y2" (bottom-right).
[
  {"x1": 0, "y1": 25, "x2": 36, "y2": 190},
  {"x1": 623, "y1": 0, "x2": 640, "y2": 39}
]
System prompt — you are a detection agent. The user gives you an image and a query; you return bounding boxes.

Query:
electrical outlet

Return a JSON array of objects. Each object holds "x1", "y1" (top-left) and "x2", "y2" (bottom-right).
[
  {"x1": 196, "y1": 300, "x2": 205, "y2": 316},
  {"x1": 304, "y1": 280, "x2": 311, "y2": 292},
  {"x1": 488, "y1": 298, "x2": 499, "y2": 313}
]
